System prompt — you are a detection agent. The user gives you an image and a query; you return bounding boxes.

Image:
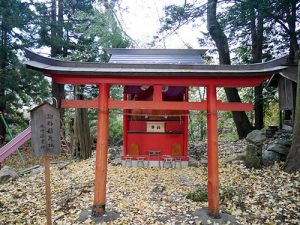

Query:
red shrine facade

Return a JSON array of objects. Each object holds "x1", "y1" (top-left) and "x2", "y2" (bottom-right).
[
  {"x1": 24, "y1": 48, "x2": 287, "y2": 217},
  {"x1": 123, "y1": 85, "x2": 189, "y2": 167}
]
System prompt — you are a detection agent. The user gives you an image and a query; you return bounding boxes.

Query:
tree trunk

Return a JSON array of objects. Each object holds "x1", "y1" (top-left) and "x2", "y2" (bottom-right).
[
  {"x1": 73, "y1": 108, "x2": 92, "y2": 159},
  {"x1": 51, "y1": 0, "x2": 58, "y2": 57},
  {"x1": 72, "y1": 85, "x2": 92, "y2": 159},
  {"x1": 50, "y1": 0, "x2": 64, "y2": 117},
  {"x1": 207, "y1": 0, "x2": 254, "y2": 139},
  {"x1": 0, "y1": 5, "x2": 8, "y2": 144},
  {"x1": 281, "y1": 0, "x2": 300, "y2": 172},
  {"x1": 287, "y1": 0, "x2": 299, "y2": 62},
  {"x1": 254, "y1": 85, "x2": 264, "y2": 129},
  {"x1": 250, "y1": 3, "x2": 264, "y2": 129},
  {"x1": 0, "y1": 64, "x2": 6, "y2": 144},
  {"x1": 51, "y1": 82, "x2": 64, "y2": 113},
  {"x1": 285, "y1": 58, "x2": 300, "y2": 172},
  {"x1": 0, "y1": 85, "x2": 5, "y2": 144},
  {"x1": 224, "y1": 88, "x2": 254, "y2": 137}
]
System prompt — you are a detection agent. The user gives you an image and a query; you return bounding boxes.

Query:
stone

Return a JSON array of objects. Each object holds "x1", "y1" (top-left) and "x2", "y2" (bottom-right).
[
  {"x1": 266, "y1": 126, "x2": 278, "y2": 138},
  {"x1": 188, "y1": 142, "x2": 207, "y2": 160},
  {"x1": 108, "y1": 147, "x2": 121, "y2": 163},
  {"x1": 188, "y1": 157, "x2": 200, "y2": 167},
  {"x1": 192, "y1": 208, "x2": 238, "y2": 225},
  {"x1": 110, "y1": 158, "x2": 122, "y2": 166},
  {"x1": 0, "y1": 166, "x2": 18, "y2": 184},
  {"x1": 223, "y1": 152, "x2": 246, "y2": 163},
  {"x1": 275, "y1": 139, "x2": 292, "y2": 148},
  {"x1": 107, "y1": 153, "x2": 113, "y2": 162},
  {"x1": 262, "y1": 150, "x2": 281, "y2": 166},
  {"x1": 30, "y1": 166, "x2": 44, "y2": 175},
  {"x1": 199, "y1": 159, "x2": 208, "y2": 165},
  {"x1": 56, "y1": 161, "x2": 72, "y2": 170},
  {"x1": 267, "y1": 143, "x2": 290, "y2": 156},
  {"x1": 246, "y1": 130, "x2": 266, "y2": 146},
  {"x1": 20, "y1": 165, "x2": 40, "y2": 175},
  {"x1": 244, "y1": 143, "x2": 261, "y2": 168},
  {"x1": 78, "y1": 208, "x2": 120, "y2": 223}
]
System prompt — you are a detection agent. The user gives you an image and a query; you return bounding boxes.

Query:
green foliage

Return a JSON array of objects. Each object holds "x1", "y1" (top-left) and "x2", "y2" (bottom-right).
[
  {"x1": 263, "y1": 86, "x2": 279, "y2": 120},
  {"x1": 108, "y1": 86, "x2": 124, "y2": 146},
  {"x1": 264, "y1": 102, "x2": 279, "y2": 127},
  {"x1": 188, "y1": 87, "x2": 207, "y2": 141},
  {"x1": 186, "y1": 186, "x2": 207, "y2": 202},
  {"x1": 53, "y1": 4, "x2": 132, "y2": 62},
  {"x1": 0, "y1": 0, "x2": 37, "y2": 49},
  {"x1": 160, "y1": 0, "x2": 298, "y2": 60},
  {"x1": 187, "y1": 186, "x2": 242, "y2": 203},
  {"x1": 220, "y1": 0, "x2": 291, "y2": 62},
  {"x1": 110, "y1": 85, "x2": 123, "y2": 100},
  {"x1": 159, "y1": 2, "x2": 206, "y2": 34},
  {"x1": 152, "y1": 185, "x2": 166, "y2": 194},
  {"x1": 220, "y1": 186, "x2": 236, "y2": 202},
  {"x1": 217, "y1": 88, "x2": 240, "y2": 140},
  {"x1": 221, "y1": 186, "x2": 245, "y2": 209},
  {"x1": 35, "y1": 0, "x2": 96, "y2": 55},
  {"x1": 0, "y1": 1, "x2": 50, "y2": 139},
  {"x1": 38, "y1": 0, "x2": 130, "y2": 63},
  {"x1": 109, "y1": 113, "x2": 123, "y2": 146},
  {"x1": 218, "y1": 130, "x2": 238, "y2": 142},
  {"x1": 2, "y1": 59, "x2": 49, "y2": 106},
  {"x1": 159, "y1": 0, "x2": 298, "y2": 139},
  {"x1": 245, "y1": 144, "x2": 261, "y2": 169},
  {"x1": 189, "y1": 112, "x2": 206, "y2": 142},
  {"x1": 37, "y1": 0, "x2": 132, "y2": 150}
]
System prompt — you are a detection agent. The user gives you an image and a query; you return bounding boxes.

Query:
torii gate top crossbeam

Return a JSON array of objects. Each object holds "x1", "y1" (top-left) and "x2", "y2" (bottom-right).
[{"x1": 24, "y1": 49, "x2": 287, "y2": 87}]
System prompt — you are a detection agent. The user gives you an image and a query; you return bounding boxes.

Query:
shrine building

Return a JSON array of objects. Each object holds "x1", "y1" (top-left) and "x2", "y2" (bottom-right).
[{"x1": 106, "y1": 49, "x2": 206, "y2": 167}]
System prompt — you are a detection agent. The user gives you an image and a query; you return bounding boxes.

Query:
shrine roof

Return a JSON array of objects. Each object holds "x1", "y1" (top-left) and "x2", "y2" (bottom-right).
[
  {"x1": 107, "y1": 48, "x2": 206, "y2": 64},
  {"x1": 24, "y1": 49, "x2": 287, "y2": 77},
  {"x1": 267, "y1": 64, "x2": 298, "y2": 87}
]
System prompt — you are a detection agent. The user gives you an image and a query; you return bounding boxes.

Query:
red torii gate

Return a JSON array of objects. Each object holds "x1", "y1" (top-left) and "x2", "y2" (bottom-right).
[{"x1": 25, "y1": 49, "x2": 286, "y2": 218}]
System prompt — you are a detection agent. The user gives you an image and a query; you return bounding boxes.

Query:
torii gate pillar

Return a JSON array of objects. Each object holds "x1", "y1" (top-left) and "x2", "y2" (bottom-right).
[
  {"x1": 92, "y1": 83, "x2": 109, "y2": 216},
  {"x1": 207, "y1": 85, "x2": 220, "y2": 218}
]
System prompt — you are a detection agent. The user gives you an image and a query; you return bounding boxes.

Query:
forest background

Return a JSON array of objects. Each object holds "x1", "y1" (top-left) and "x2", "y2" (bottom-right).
[{"x1": 0, "y1": 0, "x2": 299, "y2": 171}]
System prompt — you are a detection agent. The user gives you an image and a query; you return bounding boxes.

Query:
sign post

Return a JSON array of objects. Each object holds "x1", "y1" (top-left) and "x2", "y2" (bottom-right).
[
  {"x1": 44, "y1": 155, "x2": 52, "y2": 225},
  {"x1": 30, "y1": 102, "x2": 61, "y2": 225}
]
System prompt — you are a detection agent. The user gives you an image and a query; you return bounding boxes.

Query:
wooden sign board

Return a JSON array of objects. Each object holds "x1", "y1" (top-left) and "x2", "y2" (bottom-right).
[
  {"x1": 30, "y1": 102, "x2": 61, "y2": 157},
  {"x1": 146, "y1": 121, "x2": 165, "y2": 132}
]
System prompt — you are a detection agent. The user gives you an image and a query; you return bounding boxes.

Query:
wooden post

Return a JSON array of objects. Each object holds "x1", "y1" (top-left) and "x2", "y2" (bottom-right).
[
  {"x1": 279, "y1": 110, "x2": 283, "y2": 130},
  {"x1": 44, "y1": 155, "x2": 52, "y2": 225},
  {"x1": 123, "y1": 93, "x2": 128, "y2": 156},
  {"x1": 93, "y1": 83, "x2": 109, "y2": 216},
  {"x1": 30, "y1": 103, "x2": 60, "y2": 225},
  {"x1": 153, "y1": 85, "x2": 162, "y2": 101},
  {"x1": 206, "y1": 85, "x2": 220, "y2": 218},
  {"x1": 183, "y1": 87, "x2": 189, "y2": 158}
]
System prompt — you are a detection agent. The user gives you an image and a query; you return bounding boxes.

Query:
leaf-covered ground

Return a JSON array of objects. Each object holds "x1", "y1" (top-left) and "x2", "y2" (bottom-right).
[
  {"x1": 0, "y1": 142, "x2": 299, "y2": 224},
  {"x1": 2, "y1": 142, "x2": 67, "y2": 171}
]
